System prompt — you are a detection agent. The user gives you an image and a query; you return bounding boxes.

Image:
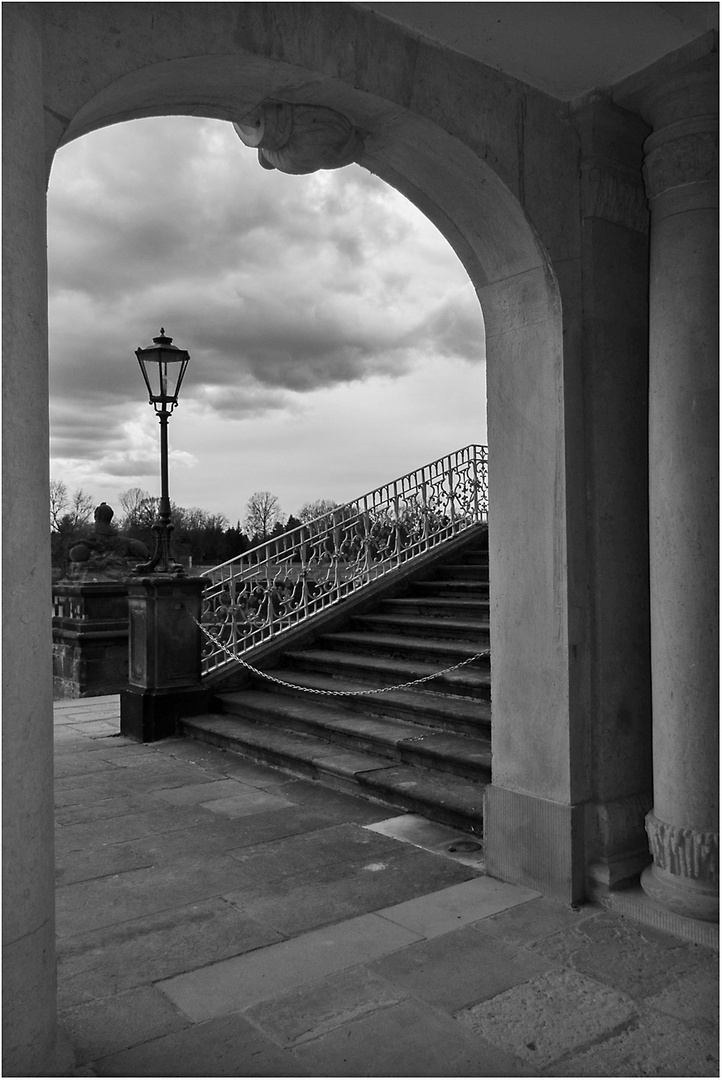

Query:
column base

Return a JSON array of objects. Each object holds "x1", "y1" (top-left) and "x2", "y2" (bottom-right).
[
  {"x1": 641, "y1": 863, "x2": 719, "y2": 923},
  {"x1": 120, "y1": 685, "x2": 211, "y2": 742}
]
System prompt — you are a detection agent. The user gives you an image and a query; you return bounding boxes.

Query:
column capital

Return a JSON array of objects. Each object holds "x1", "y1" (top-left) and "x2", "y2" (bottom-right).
[
  {"x1": 639, "y1": 56, "x2": 718, "y2": 207},
  {"x1": 643, "y1": 118, "x2": 718, "y2": 203}
]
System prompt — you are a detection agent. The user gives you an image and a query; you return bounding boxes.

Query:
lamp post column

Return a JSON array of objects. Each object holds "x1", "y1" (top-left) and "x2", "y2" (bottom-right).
[
  {"x1": 120, "y1": 329, "x2": 210, "y2": 740},
  {"x1": 120, "y1": 575, "x2": 211, "y2": 742}
]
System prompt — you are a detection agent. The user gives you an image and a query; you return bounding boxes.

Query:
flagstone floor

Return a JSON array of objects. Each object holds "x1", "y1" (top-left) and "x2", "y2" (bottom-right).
[{"x1": 54, "y1": 696, "x2": 718, "y2": 1077}]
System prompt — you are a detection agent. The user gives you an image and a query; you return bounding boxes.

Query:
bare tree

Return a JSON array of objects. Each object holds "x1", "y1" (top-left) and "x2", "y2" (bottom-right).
[
  {"x1": 49, "y1": 479, "x2": 69, "y2": 531},
  {"x1": 117, "y1": 488, "x2": 158, "y2": 534},
  {"x1": 243, "y1": 491, "x2": 282, "y2": 541},
  {"x1": 297, "y1": 498, "x2": 339, "y2": 524},
  {"x1": 49, "y1": 479, "x2": 93, "y2": 531}
]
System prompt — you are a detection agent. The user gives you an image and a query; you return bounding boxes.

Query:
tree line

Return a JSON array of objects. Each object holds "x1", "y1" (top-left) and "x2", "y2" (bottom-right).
[{"x1": 50, "y1": 479, "x2": 338, "y2": 572}]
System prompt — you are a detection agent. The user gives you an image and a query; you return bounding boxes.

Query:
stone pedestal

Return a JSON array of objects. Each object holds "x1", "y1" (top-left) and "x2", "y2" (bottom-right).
[
  {"x1": 120, "y1": 576, "x2": 211, "y2": 742},
  {"x1": 52, "y1": 582, "x2": 129, "y2": 698},
  {"x1": 639, "y1": 58, "x2": 719, "y2": 921}
]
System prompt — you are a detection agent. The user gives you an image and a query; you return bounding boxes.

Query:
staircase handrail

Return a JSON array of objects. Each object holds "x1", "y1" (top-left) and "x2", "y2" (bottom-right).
[{"x1": 200, "y1": 444, "x2": 488, "y2": 676}]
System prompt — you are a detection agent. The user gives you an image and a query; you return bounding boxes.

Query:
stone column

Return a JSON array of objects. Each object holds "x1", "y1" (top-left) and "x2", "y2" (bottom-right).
[
  {"x1": 1, "y1": 6, "x2": 61, "y2": 1075},
  {"x1": 640, "y1": 58, "x2": 719, "y2": 921}
]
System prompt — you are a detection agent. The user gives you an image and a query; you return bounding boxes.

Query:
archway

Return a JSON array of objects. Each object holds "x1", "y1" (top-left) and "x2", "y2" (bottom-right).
[
  {"x1": 4, "y1": 12, "x2": 577, "y2": 1072},
  {"x1": 52, "y1": 54, "x2": 569, "y2": 810}
]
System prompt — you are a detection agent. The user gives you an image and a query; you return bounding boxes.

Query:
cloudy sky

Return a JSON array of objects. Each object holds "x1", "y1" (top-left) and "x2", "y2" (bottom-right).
[{"x1": 48, "y1": 115, "x2": 486, "y2": 528}]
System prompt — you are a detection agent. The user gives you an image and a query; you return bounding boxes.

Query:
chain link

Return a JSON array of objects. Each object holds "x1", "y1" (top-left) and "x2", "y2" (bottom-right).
[{"x1": 191, "y1": 614, "x2": 487, "y2": 697}]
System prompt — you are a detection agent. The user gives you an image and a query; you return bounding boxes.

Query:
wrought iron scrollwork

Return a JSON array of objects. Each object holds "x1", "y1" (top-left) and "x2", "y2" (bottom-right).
[{"x1": 201, "y1": 444, "x2": 488, "y2": 674}]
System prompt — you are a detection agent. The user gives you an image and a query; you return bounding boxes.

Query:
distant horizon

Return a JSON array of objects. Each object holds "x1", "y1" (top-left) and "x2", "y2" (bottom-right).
[{"x1": 48, "y1": 115, "x2": 486, "y2": 525}]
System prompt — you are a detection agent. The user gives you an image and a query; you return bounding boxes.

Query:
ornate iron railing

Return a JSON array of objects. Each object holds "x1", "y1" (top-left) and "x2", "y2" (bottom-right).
[{"x1": 200, "y1": 444, "x2": 488, "y2": 676}]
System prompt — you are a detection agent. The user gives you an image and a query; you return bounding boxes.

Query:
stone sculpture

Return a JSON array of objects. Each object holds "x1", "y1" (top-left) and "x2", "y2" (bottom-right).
[{"x1": 65, "y1": 502, "x2": 149, "y2": 582}]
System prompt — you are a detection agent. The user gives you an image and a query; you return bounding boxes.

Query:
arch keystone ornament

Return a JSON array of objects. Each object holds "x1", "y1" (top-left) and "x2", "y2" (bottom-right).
[{"x1": 234, "y1": 102, "x2": 365, "y2": 174}]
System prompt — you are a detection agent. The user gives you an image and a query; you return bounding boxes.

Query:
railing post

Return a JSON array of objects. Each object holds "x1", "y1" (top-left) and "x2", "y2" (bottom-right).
[
  {"x1": 472, "y1": 449, "x2": 480, "y2": 521},
  {"x1": 447, "y1": 459, "x2": 457, "y2": 534}
]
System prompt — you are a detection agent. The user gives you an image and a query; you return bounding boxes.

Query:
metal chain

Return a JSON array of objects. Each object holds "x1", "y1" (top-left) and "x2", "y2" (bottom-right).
[{"x1": 191, "y1": 614, "x2": 487, "y2": 697}]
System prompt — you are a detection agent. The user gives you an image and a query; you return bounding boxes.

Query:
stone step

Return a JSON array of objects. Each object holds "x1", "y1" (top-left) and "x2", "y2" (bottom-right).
[
  {"x1": 282, "y1": 648, "x2": 491, "y2": 700},
  {"x1": 217, "y1": 689, "x2": 491, "y2": 781},
  {"x1": 316, "y1": 629, "x2": 488, "y2": 666},
  {"x1": 244, "y1": 667, "x2": 490, "y2": 737},
  {"x1": 352, "y1": 611, "x2": 490, "y2": 642},
  {"x1": 438, "y1": 562, "x2": 489, "y2": 579},
  {"x1": 413, "y1": 578, "x2": 489, "y2": 596},
  {"x1": 179, "y1": 712, "x2": 486, "y2": 834},
  {"x1": 380, "y1": 596, "x2": 489, "y2": 619}
]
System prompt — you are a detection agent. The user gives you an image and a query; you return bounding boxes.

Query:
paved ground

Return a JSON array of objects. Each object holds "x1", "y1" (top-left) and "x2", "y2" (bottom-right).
[{"x1": 54, "y1": 696, "x2": 718, "y2": 1077}]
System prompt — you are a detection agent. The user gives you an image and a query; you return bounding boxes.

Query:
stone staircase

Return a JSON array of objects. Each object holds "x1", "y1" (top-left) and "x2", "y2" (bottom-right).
[{"x1": 181, "y1": 526, "x2": 491, "y2": 834}]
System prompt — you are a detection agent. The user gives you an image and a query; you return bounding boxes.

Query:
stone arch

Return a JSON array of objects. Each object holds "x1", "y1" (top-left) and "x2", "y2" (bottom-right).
[{"x1": 51, "y1": 54, "x2": 569, "y2": 811}]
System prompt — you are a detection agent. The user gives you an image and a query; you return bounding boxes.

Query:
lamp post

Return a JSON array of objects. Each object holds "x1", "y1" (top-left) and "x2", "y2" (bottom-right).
[
  {"x1": 121, "y1": 327, "x2": 210, "y2": 742},
  {"x1": 134, "y1": 328, "x2": 189, "y2": 575}
]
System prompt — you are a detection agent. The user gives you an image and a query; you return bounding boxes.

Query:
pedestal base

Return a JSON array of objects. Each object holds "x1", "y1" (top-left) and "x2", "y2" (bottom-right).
[
  {"x1": 641, "y1": 863, "x2": 719, "y2": 923},
  {"x1": 120, "y1": 685, "x2": 211, "y2": 743},
  {"x1": 484, "y1": 784, "x2": 586, "y2": 905}
]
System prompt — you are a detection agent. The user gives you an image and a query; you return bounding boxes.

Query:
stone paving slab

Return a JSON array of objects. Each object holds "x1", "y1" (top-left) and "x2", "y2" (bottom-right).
[
  {"x1": 197, "y1": 789, "x2": 298, "y2": 818},
  {"x1": 291, "y1": 997, "x2": 537, "y2": 1078},
  {"x1": 56, "y1": 841, "x2": 154, "y2": 888},
  {"x1": 55, "y1": 804, "x2": 214, "y2": 853},
  {"x1": 91, "y1": 760, "x2": 226, "y2": 794},
  {"x1": 223, "y1": 845, "x2": 477, "y2": 936},
  {"x1": 54, "y1": 753, "x2": 125, "y2": 778},
  {"x1": 64, "y1": 719, "x2": 120, "y2": 737},
  {"x1": 365, "y1": 812, "x2": 486, "y2": 868},
  {"x1": 57, "y1": 897, "x2": 284, "y2": 1010},
  {"x1": 227, "y1": 821, "x2": 417, "y2": 883},
  {"x1": 119, "y1": 805, "x2": 343, "y2": 862},
  {"x1": 554, "y1": 1007, "x2": 719, "y2": 1077},
  {"x1": 269, "y1": 777, "x2": 394, "y2": 823},
  {"x1": 642, "y1": 964, "x2": 719, "y2": 1023},
  {"x1": 159, "y1": 913, "x2": 423, "y2": 1021},
  {"x1": 153, "y1": 777, "x2": 259, "y2": 806},
  {"x1": 369, "y1": 923, "x2": 554, "y2": 1013},
  {"x1": 377, "y1": 874, "x2": 540, "y2": 939},
  {"x1": 56, "y1": 853, "x2": 257, "y2": 936},
  {"x1": 55, "y1": 790, "x2": 159, "y2": 825},
  {"x1": 242, "y1": 966, "x2": 410, "y2": 1047},
  {"x1": 53, "y1": 772, "x2": 133, "y2": 807},
  {"x1": 59, "y1": 984, "x2": 191, "y2": 1063},
  {"x1": 91, "y1": 1012, "x2": 305, "y2": 1077},
  {"x1": 77, "y1": 741, "x2": 150, "y2": 761},
  {"x1": 457, "y1": 967, "x2": 639, "y2": 1071},
  {"x1": 528, "y1": 909, "x2": 714, "y2": 1000},
  {"x1": 474, "y1": 894, "x2": 600, "y2": 946}
]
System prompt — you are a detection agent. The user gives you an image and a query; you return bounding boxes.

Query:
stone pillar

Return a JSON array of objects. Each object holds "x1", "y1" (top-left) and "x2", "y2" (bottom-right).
[
  {"x1": 53, "y1": 583, "x2": 130, "y2": 699},
  {"x1": 640, "y1": 58, "x2": 719, "y2": 921},
  {"x1": 574, "y1": 99, "x2": 654, "y2": 896},
  {"x1": 1, "y1": 6, "x2": 61, "y2": 1074},
  {"x1": 121, "y1": 576, "x2": 211, "y2": 742}
]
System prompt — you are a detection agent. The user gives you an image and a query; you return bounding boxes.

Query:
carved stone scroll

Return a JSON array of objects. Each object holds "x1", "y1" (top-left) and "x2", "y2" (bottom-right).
[{"x1": 234, "y1": 103, "x2": 365, "y2": 175}]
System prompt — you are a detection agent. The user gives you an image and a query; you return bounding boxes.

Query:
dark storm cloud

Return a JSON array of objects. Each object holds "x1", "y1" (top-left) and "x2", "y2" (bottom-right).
[{"x1": 48, "y1": 116, "x2": 481, "y2": 481}]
